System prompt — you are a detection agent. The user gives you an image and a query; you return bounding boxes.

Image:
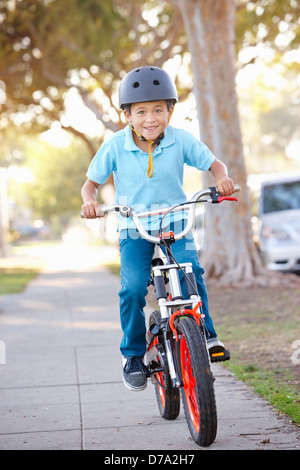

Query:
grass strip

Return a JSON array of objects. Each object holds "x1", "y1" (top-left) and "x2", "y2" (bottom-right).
[
  {"x1": 0, "y1": 268, "x2": 40, "y2": 295},
  {"x1": 225, "y1": 363, "x2": 300, "y2": 426}
]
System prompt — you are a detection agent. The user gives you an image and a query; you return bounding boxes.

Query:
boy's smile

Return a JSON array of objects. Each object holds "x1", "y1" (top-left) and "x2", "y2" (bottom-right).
[{"x1": 124, "y1": 100, "x2": 172, "y2": 149}]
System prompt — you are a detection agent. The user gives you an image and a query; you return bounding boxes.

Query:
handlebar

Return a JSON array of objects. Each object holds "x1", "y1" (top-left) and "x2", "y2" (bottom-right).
[{"x1": 82, "y1": 185, "x2": 240, "y2": 244}]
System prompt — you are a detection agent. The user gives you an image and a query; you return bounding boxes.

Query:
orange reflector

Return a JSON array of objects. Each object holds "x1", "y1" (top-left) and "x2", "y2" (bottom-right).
[{"x1": 211, "y1": 352, "x2": 225, "y2": 357}]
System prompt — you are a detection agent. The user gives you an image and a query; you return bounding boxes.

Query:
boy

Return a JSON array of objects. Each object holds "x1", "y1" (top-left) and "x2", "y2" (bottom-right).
[{"x1": 81, "y1": 66, "x2": 236, "y2": 391}]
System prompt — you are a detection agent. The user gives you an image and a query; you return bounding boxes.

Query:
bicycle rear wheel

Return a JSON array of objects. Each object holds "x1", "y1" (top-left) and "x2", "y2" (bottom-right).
[
  {"x1": 147, "y1": 311, "x2": 180, "y2": 420},
  {"x1": 177, "y1": 316, "x2": 217, "y2": 447}
]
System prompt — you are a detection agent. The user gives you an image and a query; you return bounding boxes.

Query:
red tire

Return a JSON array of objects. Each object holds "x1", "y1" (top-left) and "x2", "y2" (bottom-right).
[
  {"x1": 148, "y1": 311, "x2": 180, "y2": 420},
  {"x1": 177, "y1": 316, "x2": 217, "y2": 446}
]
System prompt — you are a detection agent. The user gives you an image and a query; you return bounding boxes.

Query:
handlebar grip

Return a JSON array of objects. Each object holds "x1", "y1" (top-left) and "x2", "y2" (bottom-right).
[
  {"x1": 101, "y1": 204, "x2": 117, "y2": 215},
  {"x1": 80, "y1": 204, "x2": 131, "y2": 219}
]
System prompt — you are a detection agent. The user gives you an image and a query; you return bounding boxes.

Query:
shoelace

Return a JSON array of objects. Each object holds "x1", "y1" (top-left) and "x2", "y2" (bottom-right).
[{"x1": 124, "y1": 357, "x2": 150, "y2": 377}]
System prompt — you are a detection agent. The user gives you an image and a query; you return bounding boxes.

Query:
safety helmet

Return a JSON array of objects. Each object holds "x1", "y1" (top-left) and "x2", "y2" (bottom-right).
[{"x1": 119, "y1": 66, "x2": 178, "y2": 109}]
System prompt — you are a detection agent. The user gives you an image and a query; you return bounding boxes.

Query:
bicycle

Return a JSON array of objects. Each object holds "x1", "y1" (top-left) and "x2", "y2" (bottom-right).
[{"x1": 82, "y1": 185, "x2": 239, "y2": 447}]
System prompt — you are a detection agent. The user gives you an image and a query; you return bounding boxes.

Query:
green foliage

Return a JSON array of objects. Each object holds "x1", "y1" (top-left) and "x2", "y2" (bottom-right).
[
  {"x1": 0, "y1": 0, "x2": 180, "y2": 146},
  {"x1": 1, "y1": 0, "x2": 300, "y2": 230},
  {"x1": 0, "y1": 0, "x2": 126, "y2": 133},
  {"x1": 1, "y1": 0, "x2": 298, "y2": 163},
  {"x1": 238, "y1": 71, "x2": 300, "y2": 173},
  {"x1": 236, "y1": 0, "x2": 300, "y2": 61},
  {"x1": 0, "y1": 268, "x2": 39, "y2": 295},
  {"x1": 235, "y1": 0, "x2": 300, "y2": 172},
  {"x1": 9, "y1": 137, "x2": 92, "y2": 226}
]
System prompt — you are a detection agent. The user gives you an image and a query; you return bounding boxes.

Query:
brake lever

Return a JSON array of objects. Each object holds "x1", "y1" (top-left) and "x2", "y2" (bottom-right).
[
  {"x1": 209, "y1": 186, "x2": 238, "y2": 204},
  {"x1": 217, "y1": 196, "x2": 238, "y2": 203}
]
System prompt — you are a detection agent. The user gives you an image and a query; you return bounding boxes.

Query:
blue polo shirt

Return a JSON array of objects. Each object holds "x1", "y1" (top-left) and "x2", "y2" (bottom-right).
[{"x1": 86, "y1": 125, "x2": 215, "y2": 232}]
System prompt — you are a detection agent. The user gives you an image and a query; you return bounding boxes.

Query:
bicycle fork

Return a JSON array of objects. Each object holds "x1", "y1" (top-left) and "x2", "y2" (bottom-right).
[{"x1": 148, "y1": 250, "x2": 205, "y2": 389}]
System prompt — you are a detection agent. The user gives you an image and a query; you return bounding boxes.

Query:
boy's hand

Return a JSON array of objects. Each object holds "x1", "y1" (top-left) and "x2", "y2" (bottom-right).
[
  {"x1": 209, "y1": 160, "x2": 235, "y2": 196},
  {"x1": 216, "y1": 177, "x2": 235, "y2": 196},
  {"x1": 81, "y1": 200, "x2": 103, "y2": 219}
]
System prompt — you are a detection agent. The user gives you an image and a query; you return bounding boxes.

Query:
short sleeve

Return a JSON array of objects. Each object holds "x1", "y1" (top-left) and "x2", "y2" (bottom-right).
[
  {"x1": 86, "y1": 140, "x2": 116, "y2": 184},
  {"x1": 183, "y1": 132, "x2": 215, "y2": 171}
]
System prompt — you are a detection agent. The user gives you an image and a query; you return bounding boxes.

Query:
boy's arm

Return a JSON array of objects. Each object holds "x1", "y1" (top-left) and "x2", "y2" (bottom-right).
[
  {"x1": 209, "y1": 158, "x2": 235, "y2": 196},
  {"x1": 81, "y1": 179, "x2": 102, "y2": 218}
]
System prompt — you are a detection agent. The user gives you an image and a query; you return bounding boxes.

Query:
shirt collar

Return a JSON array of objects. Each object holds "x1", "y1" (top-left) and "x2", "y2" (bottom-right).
[
  {"x1": 124, "y1": 125, "x2": 137, "y2": 151},
  {"x1": 124, "y1": 125, "x2": 175, "y2": 152}
]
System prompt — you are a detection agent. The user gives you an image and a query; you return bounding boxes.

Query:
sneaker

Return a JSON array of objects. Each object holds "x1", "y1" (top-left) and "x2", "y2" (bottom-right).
[
  {"x1": 122, "y1": 356, "x2": 150, "y2": 391},
  {"x1": 207, "y1": 338, "x2": 230, "y2": 363}
]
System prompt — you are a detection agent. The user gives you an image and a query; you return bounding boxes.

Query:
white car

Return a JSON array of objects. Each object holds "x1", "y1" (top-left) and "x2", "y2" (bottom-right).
[{"x1": 250, "y1": 172, "x2": 300, "y2": 272}]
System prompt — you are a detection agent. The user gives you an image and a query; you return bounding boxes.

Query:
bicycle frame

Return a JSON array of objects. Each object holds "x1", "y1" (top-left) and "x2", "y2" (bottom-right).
[{"x1": 146, "y1": 235, "x2": 206, "y2": 388}]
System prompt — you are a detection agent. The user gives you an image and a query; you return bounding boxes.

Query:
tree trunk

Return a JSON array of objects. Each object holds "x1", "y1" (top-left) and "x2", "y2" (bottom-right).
[
  {"x1": 0, "y1": 169, "x2": 9, "y2": 258},
  {"x1": 172, "y1": 0, "x2": 265, "y2": 285}
]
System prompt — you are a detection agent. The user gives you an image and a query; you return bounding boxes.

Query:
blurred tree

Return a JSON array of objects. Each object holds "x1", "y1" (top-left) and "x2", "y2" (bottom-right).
[
  {"x1": 235, "y1": 0, "x2": 300, "y2": 69},
  {"x1": 238, "y1": 70, "x2": 300, "y2": 173},
  {"x1": 235, "y1": 0, "x2": 300, "y2": 174},
  {"x1": 1, "y1": 0, "x2": 299, "y2": 281},
  {"x1": 170, "y1": 0, "x2": 299, "y2": 284},
  {"x1": 9, "y1": 137, "x2": 92, "y2": 232},
  {"x1": 1, "y1": 0, "x2": 298, "y2": 161},
  {"x1": 0, "y1": 0, "x2": 184, "y2": 157}
]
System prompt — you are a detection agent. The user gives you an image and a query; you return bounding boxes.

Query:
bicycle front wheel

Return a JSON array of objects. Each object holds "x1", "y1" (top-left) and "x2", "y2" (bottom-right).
[
  {"x1": 177, "y1": 316, "x2": 217, "y2": 447},
  {"x1": 147, "y1": 311, "x2": 180, "y2": 421}
]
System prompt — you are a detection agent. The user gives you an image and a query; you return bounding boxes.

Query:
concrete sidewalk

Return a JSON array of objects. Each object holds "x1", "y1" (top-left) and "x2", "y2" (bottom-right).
[{"x1": 0, "y1": 242, "x2": 299, "y2": 450}]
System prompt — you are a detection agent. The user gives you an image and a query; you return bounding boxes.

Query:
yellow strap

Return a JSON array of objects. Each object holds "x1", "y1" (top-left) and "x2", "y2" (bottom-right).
[
  {"x1": 123, "y1": 107, "x2": 174, "y2": 178},
  {"x1": 147, "y1": 142, "x2": 154, "y2": 178}
]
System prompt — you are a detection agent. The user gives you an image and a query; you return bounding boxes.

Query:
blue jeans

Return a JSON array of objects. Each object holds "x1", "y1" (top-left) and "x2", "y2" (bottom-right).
[{"x1": 118, "y1": 229, "x2": 217, "y2": 357}]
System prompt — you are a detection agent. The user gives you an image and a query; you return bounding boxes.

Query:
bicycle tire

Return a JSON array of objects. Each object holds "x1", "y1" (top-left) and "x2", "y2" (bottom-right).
[
  {"x1": 176, "y1": 316, "x2": 217, "y2": 446},
  {"x1": 147, "y1": 311, "x2": 180, "y2": 420}
]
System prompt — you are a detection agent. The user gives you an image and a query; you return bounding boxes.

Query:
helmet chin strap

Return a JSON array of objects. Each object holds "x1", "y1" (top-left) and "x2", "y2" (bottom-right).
[{"x1": 124, "y1": 107, "x2": 174, "y2": 178}]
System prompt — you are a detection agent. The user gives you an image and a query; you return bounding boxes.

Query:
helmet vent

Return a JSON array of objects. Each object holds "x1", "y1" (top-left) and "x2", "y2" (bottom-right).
[{"x1": 119, "y1": 66, "x2": 178, "y2": 109}]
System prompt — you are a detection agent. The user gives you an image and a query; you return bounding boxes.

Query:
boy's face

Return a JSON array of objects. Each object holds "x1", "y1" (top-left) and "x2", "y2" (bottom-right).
[{"x1": 124, "y1": 100, "x2": 172, "y2": 142}]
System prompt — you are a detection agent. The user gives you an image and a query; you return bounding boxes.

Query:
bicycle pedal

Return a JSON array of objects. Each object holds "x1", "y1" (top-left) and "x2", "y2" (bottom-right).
[{"x1": 210, "y1": 349, "x2": 230, "y2": 363}]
